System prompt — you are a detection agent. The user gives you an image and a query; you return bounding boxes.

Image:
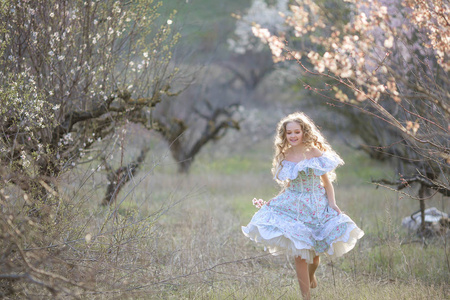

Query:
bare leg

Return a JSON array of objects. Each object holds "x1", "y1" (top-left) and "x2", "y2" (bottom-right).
[
  {"x1": 308, "y1": 256, "x2": 320, "y2": 288},
  {"x1": 294, "y1": 256, "x2": 310, "y2": 300}
]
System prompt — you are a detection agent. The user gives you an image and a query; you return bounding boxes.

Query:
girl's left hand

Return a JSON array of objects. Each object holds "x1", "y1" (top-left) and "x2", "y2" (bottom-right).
[{"x1": 329, "y1": 203, "x2": 342, "y2": 214}]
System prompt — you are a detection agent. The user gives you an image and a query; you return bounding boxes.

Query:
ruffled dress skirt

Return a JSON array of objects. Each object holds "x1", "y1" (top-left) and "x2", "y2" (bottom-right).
[{"x1": 242, "y1": 152, "x2": 364, "y2": 264}]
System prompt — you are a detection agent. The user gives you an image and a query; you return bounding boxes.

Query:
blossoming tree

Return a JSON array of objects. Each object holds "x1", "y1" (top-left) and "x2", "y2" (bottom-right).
[
  {"x1": 0, "y1": 0, "x2": 179, "y2": 201},
  {"x1": 249, "y1": 0, "x2": 449, "y2": 232},
  {"x1": 0, "y1": 0, "x2": 184, "y2": 295}
]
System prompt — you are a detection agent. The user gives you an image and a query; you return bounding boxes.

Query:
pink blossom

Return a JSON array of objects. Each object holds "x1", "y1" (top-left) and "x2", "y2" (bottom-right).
[{"x1": 252, "y1": 198, "x2": 267, "y2": 208}]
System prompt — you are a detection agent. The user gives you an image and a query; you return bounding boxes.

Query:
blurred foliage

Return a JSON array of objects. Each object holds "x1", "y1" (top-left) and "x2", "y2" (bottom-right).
[{"x1": 162, "y1": 0, "x2": 251, "y2": 45}]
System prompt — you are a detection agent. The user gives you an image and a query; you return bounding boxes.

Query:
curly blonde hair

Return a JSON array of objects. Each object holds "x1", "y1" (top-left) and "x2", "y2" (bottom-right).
[{"x1": 272, "y1": 112, "x2": 341, "y2": 183}]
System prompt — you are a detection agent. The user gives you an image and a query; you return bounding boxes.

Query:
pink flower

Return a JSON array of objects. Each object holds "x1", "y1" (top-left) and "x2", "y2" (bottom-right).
[{"x1": 252, "y1": 198, "x2": 267, "y2": 209}]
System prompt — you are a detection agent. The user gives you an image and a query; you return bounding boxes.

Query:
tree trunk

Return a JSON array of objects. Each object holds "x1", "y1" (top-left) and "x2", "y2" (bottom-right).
[
  {"x1": 418, "y1": 184, "x2": 426, "y2": 233},
  {"x1": 177, "y1": 159, "x2": 193, "y2": 174},
  {"x1": 102, "y1": 146, "x2": 149, "y2": 205}
]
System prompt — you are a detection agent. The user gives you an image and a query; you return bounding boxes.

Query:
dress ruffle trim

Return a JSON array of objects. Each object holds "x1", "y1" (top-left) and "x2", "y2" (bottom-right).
[
  {"x1": 326, "y1": 225, "x2": 364, "y2": 260},
  {"x1": 241, "y1": 215, "x2": 364, "y2": 264},
  {"x1": 276, "y1": 151, "x2": 344, "y2": 181}
]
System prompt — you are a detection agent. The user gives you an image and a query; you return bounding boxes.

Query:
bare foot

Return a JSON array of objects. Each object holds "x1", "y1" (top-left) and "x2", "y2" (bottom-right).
[
  {"x1": 308, "y1": 256, "x2": 320, "y2": 289},
  {"x1": 310, "y1": 274, "x2": 318, "y2": 289}
]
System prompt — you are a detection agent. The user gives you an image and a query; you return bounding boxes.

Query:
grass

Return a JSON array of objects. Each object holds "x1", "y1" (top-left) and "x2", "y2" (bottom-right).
[
  {"x1": 7, "y1": 119, "x2": 448, "y2": 299},
  {"x1": 89, "y1": 129, "x2": 449, "y2": 299}
]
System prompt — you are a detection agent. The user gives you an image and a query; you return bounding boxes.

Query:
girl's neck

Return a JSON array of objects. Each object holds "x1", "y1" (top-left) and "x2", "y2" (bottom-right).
[{"x1": 289, "y1": 144, "x2": 308, "y2": 154}]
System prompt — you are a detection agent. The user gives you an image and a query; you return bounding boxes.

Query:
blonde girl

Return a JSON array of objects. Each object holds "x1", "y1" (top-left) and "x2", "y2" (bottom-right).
[{"x1": 242, "y1": 112, "x2": 364, "y2": 300}]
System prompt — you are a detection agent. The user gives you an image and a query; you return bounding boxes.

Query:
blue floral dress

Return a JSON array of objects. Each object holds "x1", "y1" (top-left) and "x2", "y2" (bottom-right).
[{"x1": 242, "y1": 151, "x2": 364, "y2": 263}]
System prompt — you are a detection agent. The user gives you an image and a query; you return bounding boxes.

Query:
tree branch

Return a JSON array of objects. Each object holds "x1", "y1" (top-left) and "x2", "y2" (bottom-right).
[{"x1": 372, "y1": 175, "x2": 450, "y2": 196}]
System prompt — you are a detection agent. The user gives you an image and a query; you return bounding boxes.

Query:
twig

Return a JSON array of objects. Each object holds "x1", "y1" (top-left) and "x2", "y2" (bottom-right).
[{"x1": 372, "y1": 175, "x2": 450, "y2": 197}]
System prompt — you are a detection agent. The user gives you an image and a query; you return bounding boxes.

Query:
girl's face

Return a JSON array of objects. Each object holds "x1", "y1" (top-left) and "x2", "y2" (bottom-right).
[{"x1": 285, "y1": 122, "x2": 303, "y2": 147}]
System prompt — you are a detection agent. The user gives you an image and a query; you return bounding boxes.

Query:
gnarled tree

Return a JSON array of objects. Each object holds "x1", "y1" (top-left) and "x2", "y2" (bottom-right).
[
  {"x1": 0, "y1": 0, "x2": 183, "y2": 296},
  {"x1": 155, "y1": 97, "x2": 241, "y2": 174},
  {"x1": 249, "y1": 0, "x2": 449, "y2": 233},
  {"x1": 0, "y1": 0, "x2": 180, "y2": 201}
]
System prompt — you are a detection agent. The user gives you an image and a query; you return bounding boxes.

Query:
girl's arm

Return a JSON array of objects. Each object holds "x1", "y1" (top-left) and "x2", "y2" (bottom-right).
[{"x1": 321, "y1": 173, "x2": 342, "y2": 214}]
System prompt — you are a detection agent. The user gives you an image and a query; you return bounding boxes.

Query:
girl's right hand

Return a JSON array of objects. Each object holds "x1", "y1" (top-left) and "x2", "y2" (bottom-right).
[{"x1": 252, "y1": 198, "x2": 267, "y2": 208}]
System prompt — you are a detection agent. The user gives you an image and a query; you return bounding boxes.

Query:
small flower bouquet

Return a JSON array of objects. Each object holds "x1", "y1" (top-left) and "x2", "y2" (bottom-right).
[{"x1": 252, "y1": 198, "x2": 267, "y2": 209}]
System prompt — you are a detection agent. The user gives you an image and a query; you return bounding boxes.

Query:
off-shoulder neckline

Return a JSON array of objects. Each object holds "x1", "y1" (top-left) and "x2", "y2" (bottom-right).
[{"x1": 283, "y1": 153, "x2": 324, "y2": 164}]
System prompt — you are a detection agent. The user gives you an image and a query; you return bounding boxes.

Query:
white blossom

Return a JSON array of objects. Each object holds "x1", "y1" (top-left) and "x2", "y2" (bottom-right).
[{"x1": 384, "y1": 35, "x2": 394, "y2": 48}]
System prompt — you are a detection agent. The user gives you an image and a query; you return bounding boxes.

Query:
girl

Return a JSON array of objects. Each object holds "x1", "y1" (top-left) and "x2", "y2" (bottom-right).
[{"x1": 242, "y1": 112, "x2": 364, "y2": 300}]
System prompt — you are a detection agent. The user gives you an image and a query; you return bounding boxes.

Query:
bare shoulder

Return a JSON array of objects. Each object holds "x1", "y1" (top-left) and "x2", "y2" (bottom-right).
[{"x1": 307, "y1": 147, "x2": 322, "y2": 158}]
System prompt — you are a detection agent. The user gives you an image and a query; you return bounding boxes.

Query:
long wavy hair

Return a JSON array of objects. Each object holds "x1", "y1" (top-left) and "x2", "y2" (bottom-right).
[{"x1": 272, "y1": 112, "x2": 342, "y2": 184}]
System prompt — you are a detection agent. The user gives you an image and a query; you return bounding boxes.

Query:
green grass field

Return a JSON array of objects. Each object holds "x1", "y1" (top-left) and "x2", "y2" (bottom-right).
[
  {"x1": 65, "y1": 126, "x2": 448, "y2": 299},
  {"x1": 8, "y1": 121, "x2": 445, "y2": 299}
]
